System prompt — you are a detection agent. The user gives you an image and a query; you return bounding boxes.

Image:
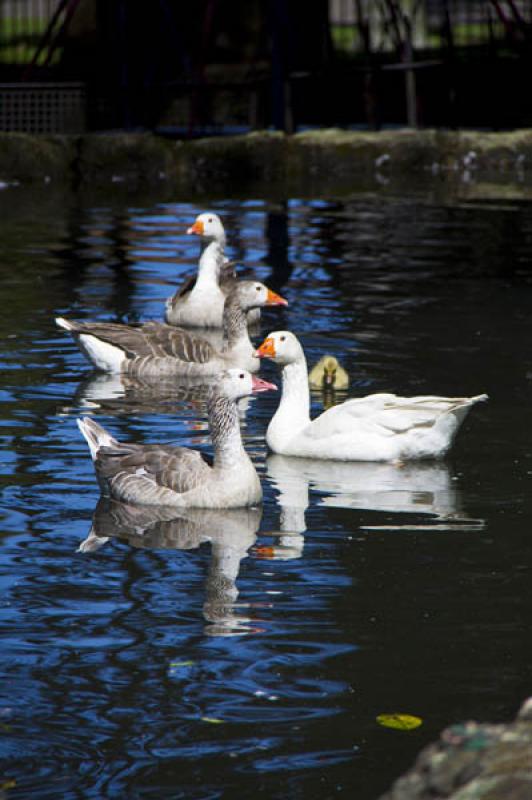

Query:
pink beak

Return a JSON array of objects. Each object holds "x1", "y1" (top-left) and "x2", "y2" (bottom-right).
[{"x1": 251, "y1": 375, "x2": 277, "y2": 393}]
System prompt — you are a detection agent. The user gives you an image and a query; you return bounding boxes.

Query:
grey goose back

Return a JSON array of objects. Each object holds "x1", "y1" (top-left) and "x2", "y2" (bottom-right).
[
  {"x1": 56, "y1": 281, "x2": 287, "y2": 378},
  {"x1": 165, "y1": 212, "x2": 260, "y2": 328},
  {"x1": 77, "y1": 369, "x2": 277, "y2": 509}
]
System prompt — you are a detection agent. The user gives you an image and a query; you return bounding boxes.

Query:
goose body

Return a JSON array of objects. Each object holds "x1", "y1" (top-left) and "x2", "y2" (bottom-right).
[
  {"x1": 257, "y1": 332, "x2": 487, "y2": 462},
  {"x1": 78, "y1": 369, "x2": 276, "y2": 509},
  {"x1": 56, "y1": 281, "x2": 286, "y2": 378},
  {"x1": 165, "y1": 212, "x2": 260, "y2": 328}
]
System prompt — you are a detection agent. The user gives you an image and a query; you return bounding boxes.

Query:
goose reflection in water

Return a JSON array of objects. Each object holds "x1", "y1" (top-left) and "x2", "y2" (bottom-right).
[
  {"x1": 64, "y1": 371, "x2": 252, "y2": 423},
  {"x1": 267, "y1": 454, "x2": 484, "y2": 535},
  {"x1": 78, "y1": 498, "x2": 268, "y2": 636}
]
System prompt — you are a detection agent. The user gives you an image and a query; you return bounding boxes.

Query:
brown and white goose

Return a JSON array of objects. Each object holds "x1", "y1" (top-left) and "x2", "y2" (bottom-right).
[
  {"x1": 56, "y1": 281, "x2": 287, "y2": 378},
  {"x1": 78, "y1": 368, "x2": 276, "y2": 509},
  {"x1": 165, "y1": 212, "x2": 260, "y2": 328}
]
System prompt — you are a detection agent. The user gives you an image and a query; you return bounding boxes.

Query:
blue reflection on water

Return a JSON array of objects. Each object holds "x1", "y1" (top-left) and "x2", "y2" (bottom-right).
[{"x1": 1, "y1": 189, "x2": 531, "y2": 799}]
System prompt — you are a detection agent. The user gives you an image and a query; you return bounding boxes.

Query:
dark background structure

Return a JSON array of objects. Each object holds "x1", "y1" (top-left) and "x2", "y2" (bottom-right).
[{"x1": 1, "y1": 0, "x2": 532, "y2": 134}]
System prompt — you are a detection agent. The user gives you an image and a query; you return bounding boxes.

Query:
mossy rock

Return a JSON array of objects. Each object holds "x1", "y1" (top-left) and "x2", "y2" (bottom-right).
[
  {"x1": 436, "y1": 129, "x2": 532, "y2": 171},
  {"x1": 1, "y1": 128, "x2": 532, "y2": 190},
  {"x1": 77, "y1": 133, "x2": 177, "y2": 184},
  {"x1": 0, "y1": 133, "x2": 75, "y2": 183},
  {"x1": 175, "y1": 131, "x2": 287, "y2": 191},
  {"x1": 380, "y1": 700, "x2": 532, "y2": 800},
  {"x1": 288, "y1": 128, "x2": 441, "y2": 177}
]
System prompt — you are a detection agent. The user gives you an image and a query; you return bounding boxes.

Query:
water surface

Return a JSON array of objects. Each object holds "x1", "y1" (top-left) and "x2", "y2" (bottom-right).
[{"x1": 1, "y1": 180, "x2": 531, "y2": 799}]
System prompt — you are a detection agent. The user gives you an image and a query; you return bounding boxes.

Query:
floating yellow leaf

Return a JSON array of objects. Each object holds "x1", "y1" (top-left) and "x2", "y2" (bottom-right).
[
  {"x1": 377, "y1": 713, "x2": 423, "y2": 731},
  {"x1": 0, "y1": 779, "x2": 16, "y2": 790},
  {"x1": 201, "y1": 717, "x2": 224, "y2": 724},
  {"x1": 169, "y1": 660, "x2": 195, "y2": 668}
]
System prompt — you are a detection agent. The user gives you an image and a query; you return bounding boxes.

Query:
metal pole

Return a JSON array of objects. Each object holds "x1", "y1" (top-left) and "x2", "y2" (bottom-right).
[{"x1": 403, "y1": 13, "x2": 417, "y2": 127}]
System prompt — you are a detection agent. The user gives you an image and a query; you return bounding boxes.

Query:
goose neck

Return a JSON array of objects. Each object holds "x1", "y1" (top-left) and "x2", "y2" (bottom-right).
[
  {"x1": 195, "y1": 241, "x2": 224, "y2": 290},
  {"x1": 208, "y1": 394, "x2": 248, "y2": 470},
  {"x1": 279, "y1": 358, "x2": 311, "y2": 424},
  {"x1": 222, "y1": 296, "x2": 249, "y2": 351}
]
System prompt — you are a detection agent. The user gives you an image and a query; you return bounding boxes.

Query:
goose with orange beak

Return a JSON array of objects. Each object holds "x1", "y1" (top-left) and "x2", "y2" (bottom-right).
[
  {"x1": 165, "y1": 212, "x2": 262, "y2": 328},
  {"x1": 56, "y1": 282, "x2": 287, "y2": 378},
  {"x1": 256, "y1": 331, "x2": 487, "y2": 462}
]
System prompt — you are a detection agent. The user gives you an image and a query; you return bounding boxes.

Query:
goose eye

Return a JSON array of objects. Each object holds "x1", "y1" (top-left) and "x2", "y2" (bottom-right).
[
  {"x1": 208, "y1": 217, "x2": 213, "y2": 223},
  {"x1": 280, "y1": 335, "x2": 286, "y2": 342},
  {"x1": 256, "y1": 285, "x2": 261, "y2": 291},
  {"x1": 239, "y1": 373, "x2": 245, "y2": 379}
]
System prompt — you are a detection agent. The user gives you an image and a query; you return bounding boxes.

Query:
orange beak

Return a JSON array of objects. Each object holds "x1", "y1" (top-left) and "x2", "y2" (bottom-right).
[
  {"x1": 187, "y1": 219, "x2": 204, "y2": 236},
  {"x1": 253, "y1": 545, "x2": 276, "y2": 559},
  {"x1": 256, "y1": 337, "x2": 276, "y2": 358},
  {"x1": 266, "y1": 288, "x2": 288, "y2": 306}
]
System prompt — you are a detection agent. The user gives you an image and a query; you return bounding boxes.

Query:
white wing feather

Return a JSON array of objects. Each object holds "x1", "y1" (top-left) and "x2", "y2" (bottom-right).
[{"x1": 306, "y1": 393, "x2": 486, "y2": 441}]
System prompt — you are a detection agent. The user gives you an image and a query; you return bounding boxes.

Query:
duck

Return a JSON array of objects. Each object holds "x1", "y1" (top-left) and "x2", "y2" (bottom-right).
[
  {"x1": 256, "y1": 331, "x2": 487, "y2": 462},
  {"x1": 56, "y1": 281, "x2": 287, "y2": 378},
  {"x1": 165, "y1": 212, "x2": 260, "y2": 328},
  {"x1": 77, "y1": 368, "x2": 277, "y2": 509},
  {"x1": 308, "y1": 355, "x2": 349, "y2": 390}
]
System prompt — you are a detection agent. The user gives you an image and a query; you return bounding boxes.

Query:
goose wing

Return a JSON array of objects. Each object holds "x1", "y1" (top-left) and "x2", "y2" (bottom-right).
[
  {"x1": 97, "y1": 441, "x2": 213, "y2": 495},
  {"x1": 140, "y1": 322, "x2": 215, "y2": 363},
  {"x1": 64, "y1": 320, "x2": 215, "y2": 363},
  {"x1": 219, "y1": 258, "x2": 238, "y2": 289},
  {"x1": 168, "y1": 274, "x2": 197, "y2": 306},
  {"x1": 63, "y1": 320, "x2": 151, "y2": 357},
  {"x1": 308, "y1": 393, "x2": 483, "y2": 439},
  {"x1": 168, "y1": 257, "x2": 237, "y2": 306}
]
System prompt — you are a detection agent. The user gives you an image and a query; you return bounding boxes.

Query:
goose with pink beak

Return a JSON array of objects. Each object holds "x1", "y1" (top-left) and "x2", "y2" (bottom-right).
[{"x1": 78, "y1": 369, "x2": 277, "y2": 509}]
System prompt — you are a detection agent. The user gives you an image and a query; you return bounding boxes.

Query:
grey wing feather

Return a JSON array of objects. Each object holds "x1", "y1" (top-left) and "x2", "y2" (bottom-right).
[
  {"x1": 65, "y1": 319, "x2": 215, "y2": 363},
  {"x1": 141, "y1": 322, "x2": 215, "y2": 363},
  {"x1": 96, "y1": 442, "x2": 212, "y2": 496},
  {"x1": 168, "y1": 274, "x2": 197, "y2": 306},
  {"x1": 170, "y1": 258, "x2": 237, "y2": 308},
  {"x1": 219, "y1": 259, "x2": 238, "y2": 287},
  {"x1": 65, "y1": 320, "x2": 153, "y2": 358}
]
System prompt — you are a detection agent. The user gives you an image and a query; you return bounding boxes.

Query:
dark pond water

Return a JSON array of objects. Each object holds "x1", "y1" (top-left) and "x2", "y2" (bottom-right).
[{"x1": 1, "y1": 178, "x2": 532, "y2": 799}]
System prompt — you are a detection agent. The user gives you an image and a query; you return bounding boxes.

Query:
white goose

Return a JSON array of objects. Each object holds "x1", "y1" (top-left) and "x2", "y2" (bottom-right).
[
  {"x1": 56, "y1": 281, "x2": 286, "y2": 378},
  {"x1": 165, "y1": 212, "x2": 260, "y2": 328},
  {"x1": 78, "y1": 368, "x2": 276, "y2": 509},
  {"x1": 257, "y1": 331, "x2": 487, "y2": 462}
]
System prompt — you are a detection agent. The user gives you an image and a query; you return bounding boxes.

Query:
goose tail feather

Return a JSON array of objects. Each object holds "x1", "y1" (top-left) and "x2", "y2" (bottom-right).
[
  {"x1": 77, "y1": 417, "x2": 118, "y2": 461},
  {"x1": 467, "y1": 393, "x2": 488, "y2": 405},
  {"x1": 55, "y1": 316, "x2": 76, "y2": 332}
]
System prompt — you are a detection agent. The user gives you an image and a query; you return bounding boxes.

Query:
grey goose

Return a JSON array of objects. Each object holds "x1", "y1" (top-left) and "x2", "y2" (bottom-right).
[
  {"x1": 56, "y1": 281, "x2": 287, "y2": 378},
  {"x1": 77, "y1": 368, "x2": 277, "y2": 509}
]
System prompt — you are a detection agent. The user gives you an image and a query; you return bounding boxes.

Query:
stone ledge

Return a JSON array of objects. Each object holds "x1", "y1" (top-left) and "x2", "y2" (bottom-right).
[
  {"x1": 0, "y1": 132, "x2": 76, "y2": 182},
  {"x1": 0, "y1": 129, "x2": 531, "y2": 190}
]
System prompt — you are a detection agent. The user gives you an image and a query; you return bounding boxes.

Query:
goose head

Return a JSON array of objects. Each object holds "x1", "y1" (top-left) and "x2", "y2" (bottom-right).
[
  {"x1": 232, "y1": 281, "x2": 288, "y2": 312},
  {"x1": 187, "y1": 212, "x2": 226, "y2": 244},
  {"x1": 256, "y1": 331, "x2": 304, "y2": 366},
  {"x1": 218, "y1": 368, "x2": 277, "y2": 401}
]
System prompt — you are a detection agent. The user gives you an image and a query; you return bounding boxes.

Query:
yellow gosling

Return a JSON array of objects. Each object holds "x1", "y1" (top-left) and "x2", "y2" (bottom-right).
[{"x1": 308, "y1": 355, "x2": 349, "y2": 390}]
